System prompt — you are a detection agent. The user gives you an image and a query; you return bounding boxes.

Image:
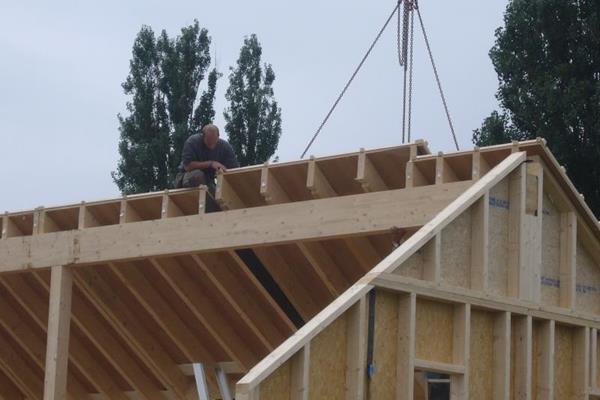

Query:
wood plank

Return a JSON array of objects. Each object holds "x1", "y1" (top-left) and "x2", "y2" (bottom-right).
[
  {"x1": 306, "y1": 158, "x2": 336, "y2": 199},
  {"x1": 73, "y1": 268, "x2": 191, "y2": 399},
  {"x1": 184, "y1": 253, "x2": 287, "y2": 351},
  {"x1": 43, "y1": 266, "x2": 73, "y2": 400},
  {"x1": 0, "y1": 331, "x2": 43, "y2": 400},
  {"x1": 356, "y1": 150, "x2": 387, "y2": 192},
  {"x1": 470, "y1": 192, "x2": 489, "y2": 291},
  {"x1": 413, "y1": 359, "x2": 466, "y2": 375},
  {"x1": 512, "y1": 315, "x2": 532, "y2": 400},
  {"x1": 591, "y1": 329, "x2": 598, "y2": 391},
  {"x1": 345, "y1": 296, "x2": 367, "y2": 400},
  {"x1": 422, "y1": 233, "x2": 441, "y2": 282},
  {"x1": 216, "y1": 173, "x2": 244, "y2": 210},
  {"x1": 108, "y1": 261, "x2": 217, "y2": 362},
  {"x1": 297, "y1": 242, "x2": 349, "y2": 297},
  {"x1": 290, "y1": 345, "x2": 310, "y2": 400},
  {"x1": 508, "y1": 164, "x2": 527, "y2": 299},
  {"x1": 451, "y1": 303, "x2": 470, "y2": 399},
  {"x1": 405, "y1": 160, "x2": 428, "y2": 188},
  {"x1": 493, "y1": 312, "x2": 511, "y2": 400},
  {"x1": 560, "y1": 212, "x2": 577, "y2": 309},
  {"x1": 572, "y1": 327, "x2": 589, "y2": 400},
  {"x1": 260, "y1": 166, "x2": 288, "y2": 205},
  {"x1": 150, "y1": 256, "x2": 259, "y2": 369},
  {"x1": 253, "y1": 246, "x2": 321, "y2": 320},
  {"x1": 436, "y1": 155, "x2": 459, "y2": 184},
  {"x1": 396, "y1": 293, "x2": 416, "y2": 400},
  {"x1": 0, "y1": 182, "x2": 471, "y2": 273},
  {"x1": 535, "y1": 320, "x2": 554, "y2": 400}
]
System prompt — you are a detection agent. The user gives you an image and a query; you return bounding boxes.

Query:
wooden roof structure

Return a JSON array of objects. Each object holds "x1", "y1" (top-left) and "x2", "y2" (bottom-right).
[{"x1": 1, "y1": 139, "x2": 600, "y2": 399}]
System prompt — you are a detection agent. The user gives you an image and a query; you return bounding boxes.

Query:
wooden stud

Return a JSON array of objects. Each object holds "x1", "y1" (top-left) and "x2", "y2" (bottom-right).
[
  {"x1": 493, "y1": 312, "x2": 511, "y2": 400},
  {"x1": 451, "y1": 303, "x2": 470, "y2": 400},
  {"x1": 290, "y1": 345, "x2": 310, "y2": 400},
  {"x1": 43, "y1": 266, "x2": 73, "y2": 400},
  {"x1": 573, "y1": 327, "x2": 590, "y2": 400},
  {"x1": 535, "y1": 320, "x2": 555, "y2": 400},
  {"x1": 436, "y1": 154, "x2": 458, "y2": 184},
  {"x1": 0, "y1": 214, "x2": 7, "y2": 239},
  {"x1": 216, "y1": 173, "x2": 244, "y2": 210},
  {"x1": 356, "y1": 150, "x2": 387, "y2": 192},
  {"x1": 471, "y1": 149, "x2": 490, "y2": 180},
  {"x1": 345, "y1": 296, "x2": 367, "y2": 400},
  {"x1": 508, "y1": 164, "x2": 527, "y2": 299},
  {"x1": 423, "y1": 233, "x2": 441, "y2": 282},
  {"x1": 161, "y1": 192, "x2": 183, "y2": 219},
  {"x1": 260, "y1": 166, "x2": 289, "y2": 205},
  {"x1": 306, "y1": 158, "x2": 336, "y2": 198},
  {"x1": 524, "y1": 159, "x2": 544, "y2": 303},
  {"x1": 560, "y1": 212, "x2": 577, "y2": 309},
  {"x1": 512, "y1": 315, "x2": 532, "y2": 400},
  {"x1": 119, "y1": 199, "x2": 141, "y2": 223},
  {"x1": 396, "y1": 292, "x2": 416, "y2": 400},
  {"x1": 591, "y1": 329, "x2": 598, "y2": 391},
  {"x1": 470, "y1": 192, "x2": 489, "y2": 291},
  {"x1": 405, "y1": 160, "x2": 427, "y2": 188}
]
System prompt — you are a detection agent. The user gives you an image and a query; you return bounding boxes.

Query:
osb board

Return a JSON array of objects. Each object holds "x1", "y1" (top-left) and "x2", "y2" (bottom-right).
[
  {"x1": 540, "y1": 193, "x2": 560, "y2": 307},
  {"x1": 369, "y1": 291, "x2": 399, "y2": 400},
  {"x1": 469, "y1": 309, "x2": 494, "y2": 400},
  {"x1": 441, "y1": 208, "x2": 471, "y2": 288},
  {"x1": 576, "y1": 243, "x2": 600, "y2": 315},
  {"x1": 415, "y1": 298, "x2": 453, "y2": 363},
  {"x1": 488, "y1": 178, "x2": 509, "y2": 297},
  {"x1": 394, "y1": 250, "x2": 423, "y2": 279},
  {"x1": 309, "y1": 311, "x2": 347, "y2": 400},
  {"x1": 554, "y1": 325, "x2": 574, "y2": 399},
  {"x1": 259, "y1": 358, "x2": 291, "y2": 400}
]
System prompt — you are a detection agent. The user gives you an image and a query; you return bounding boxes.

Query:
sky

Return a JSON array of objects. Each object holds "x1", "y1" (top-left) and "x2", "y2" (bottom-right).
[{"x1": 0, "y1": 0, "x2": 509, "y2": 212}]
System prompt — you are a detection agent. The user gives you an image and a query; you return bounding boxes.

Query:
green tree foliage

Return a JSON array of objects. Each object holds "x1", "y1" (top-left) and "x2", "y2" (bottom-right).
[
  {"x1": 224, "y1": 34, "x2": 282, "y2": 166},
  {"x1": 113, "y1": 21, "x2": 219, "y2": 194},
  {"x1": 473, "y1": 0, "x2": 600, "y2": 215}
]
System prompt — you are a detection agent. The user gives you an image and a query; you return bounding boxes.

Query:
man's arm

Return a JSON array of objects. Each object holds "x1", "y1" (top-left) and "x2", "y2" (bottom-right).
[
  {"x1": 222, "y1": 142, "x2": 240, "y2": 169},
  {"x1": 184, "y1": 160, "x2": 214, "y2": 172}
]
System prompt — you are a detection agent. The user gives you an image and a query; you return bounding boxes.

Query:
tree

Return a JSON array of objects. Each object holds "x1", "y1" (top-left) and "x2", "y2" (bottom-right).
[
  {"x1": 473, "y1": 0, "x2": 600, "y2": 216},
  {"x1": 113, "y1": 21, "x2": 219, "y2": 194},
  {"x1": 224, "y1": 34, "x2": 282, "y2": 166}
]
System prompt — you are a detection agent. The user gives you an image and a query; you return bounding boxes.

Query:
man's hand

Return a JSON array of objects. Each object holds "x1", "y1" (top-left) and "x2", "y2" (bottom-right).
[{"x1": 211, "y1": 161, "x2": 227, "y2": 172}]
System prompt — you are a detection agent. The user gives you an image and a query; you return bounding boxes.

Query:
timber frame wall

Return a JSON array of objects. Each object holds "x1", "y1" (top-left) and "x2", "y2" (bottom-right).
[{"x1": 1, "y1": 139, "x2": 600, "y2": 399}]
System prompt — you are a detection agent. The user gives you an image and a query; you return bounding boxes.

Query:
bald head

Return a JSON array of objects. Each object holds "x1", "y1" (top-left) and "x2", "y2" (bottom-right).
[{"x1": 202, "y1": 124, "x2": 220, "y2": 149}]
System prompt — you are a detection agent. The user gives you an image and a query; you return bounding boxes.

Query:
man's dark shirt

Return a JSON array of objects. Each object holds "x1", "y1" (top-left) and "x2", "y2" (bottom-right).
[{"x1": 180, "y1": 134, "x2": 239, "y2": 181}]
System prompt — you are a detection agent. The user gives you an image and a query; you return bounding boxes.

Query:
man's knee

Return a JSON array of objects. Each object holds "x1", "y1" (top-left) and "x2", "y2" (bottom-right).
[{"x1": 182, "y1": 169, "x2": 207, "y2": 187}]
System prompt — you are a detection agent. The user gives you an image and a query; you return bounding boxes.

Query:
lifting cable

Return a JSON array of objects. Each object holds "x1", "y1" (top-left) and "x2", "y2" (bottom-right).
[
  {"x1": 300, "y1": 2, "x2": 400, "y2": 159},
  {"x1": 300, "y1": 0, "x2": 460, "y2": 159}
]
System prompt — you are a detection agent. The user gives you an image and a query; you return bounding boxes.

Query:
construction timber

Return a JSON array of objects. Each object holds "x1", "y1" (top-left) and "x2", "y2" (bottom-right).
[{"x1": 1, "y1": 139, "x2": 600, "y2": 399}]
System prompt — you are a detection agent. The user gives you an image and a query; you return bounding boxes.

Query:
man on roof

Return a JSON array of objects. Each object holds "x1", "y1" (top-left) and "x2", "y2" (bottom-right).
[{"x1": 175, "y1": 124, "x2": 239, "y2": 189}]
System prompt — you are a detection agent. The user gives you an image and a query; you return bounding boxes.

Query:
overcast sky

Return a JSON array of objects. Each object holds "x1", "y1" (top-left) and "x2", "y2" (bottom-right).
[{"x1": 0, "y1": 0, "x2": 508, "y2": 212}]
